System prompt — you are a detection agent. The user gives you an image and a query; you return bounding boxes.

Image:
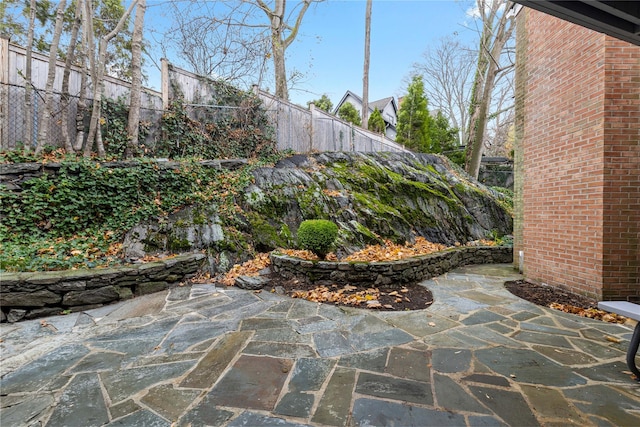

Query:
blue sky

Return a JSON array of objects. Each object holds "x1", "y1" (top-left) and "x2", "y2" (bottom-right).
[
  {"x1": 285, "y1": 0, "x2": 476, "y2": 106},
  {"x1": 145, "y1": 0, "x2": 478, "y2": 107}
]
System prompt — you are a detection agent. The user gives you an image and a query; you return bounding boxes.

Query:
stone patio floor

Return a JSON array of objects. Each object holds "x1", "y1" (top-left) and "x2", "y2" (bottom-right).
[{"x1": 1, "y1": 264, "x2": 640, "y2": 426}]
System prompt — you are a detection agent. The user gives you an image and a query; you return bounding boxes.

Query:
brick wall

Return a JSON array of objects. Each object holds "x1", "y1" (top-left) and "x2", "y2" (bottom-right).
[
  {"x1": 602, "y1": 37, "x2": 640, "y2": 299},
  {"x1": 515, "y1": 8, "x2": 640, "y2": 300},
  {"x1": 513, "y1": 6, "x2": 527, "y2": 272}
]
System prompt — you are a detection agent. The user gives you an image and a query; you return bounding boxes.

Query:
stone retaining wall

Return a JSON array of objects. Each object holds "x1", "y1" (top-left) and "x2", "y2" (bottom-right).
[
  {"x1": 0, "y1": 159, "x2": 246, "y2": 191},
  {"x1": 0, "y1": 253, "x2": 206, "y2": 323},
  {"x1": 270, "y1": 246, "x2": 513, "y2": 288}
]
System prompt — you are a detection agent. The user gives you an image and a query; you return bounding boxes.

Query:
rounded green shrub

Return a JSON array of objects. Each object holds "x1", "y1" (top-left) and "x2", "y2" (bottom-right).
[{"x1": 297, "y1": 219, "x2": 338, "y2": 259}]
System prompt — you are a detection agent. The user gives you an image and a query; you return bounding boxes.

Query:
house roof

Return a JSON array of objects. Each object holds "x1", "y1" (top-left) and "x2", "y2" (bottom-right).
[
  {"x1": 333, "y1": 90, "x2": 398, "y2": 118},
  {"x1": 370, "y1": 96, "x2": 395, "y2": 112},
  {"x1": 513, "y1": 0, "x2": 640, "y2": 46}
]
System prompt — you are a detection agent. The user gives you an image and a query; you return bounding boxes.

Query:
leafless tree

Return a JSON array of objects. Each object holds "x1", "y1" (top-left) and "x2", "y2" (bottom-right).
[
  {"x1": 464, "y1": 0, "x2": 515, "y2": 178},
  {"x1": 256, "y1": 0, "x2": 321, "y2": 100},
  {"x1": 161, "y1": 0, "x2": 322, "y2": 100},
  {"x1": 22, "y1": 0, "x2": 36, "y2": 151},
  {"x1": 34, "y1": 0, "x2": 67, "y2": 155},
  {"x1": 75, "y1": 0, "x2": 91, "y2": 152},
  {"x1": 126, "y1": 0, "x2": 146, "y2": 158},
  {"x1": 482, "y1": 70, "x2": 514, "y2": 157},
  {"x1": 412, "y1": 36, "x2": 476, "y2": 137},
  {"x1": 83, "y1": 0, "x2": 137, "y2": 157},
  {"x1": 362, "y1": 0, "x2": 372, "y2": 128},
  {"x1": 159, "y1": 2, "x2": 271, "y2": 88},
  {"x1": 60, "y1": 0, "x2": 83, "y2": 153}
]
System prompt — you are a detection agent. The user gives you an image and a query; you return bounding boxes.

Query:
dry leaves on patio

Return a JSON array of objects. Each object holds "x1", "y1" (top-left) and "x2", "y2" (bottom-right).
[
  {"x1": 290, "y1": 284, "x2": 415, "y2": 309},
  {"x1": 549, "y1": 303, "x2": 627, "y2": 324}
]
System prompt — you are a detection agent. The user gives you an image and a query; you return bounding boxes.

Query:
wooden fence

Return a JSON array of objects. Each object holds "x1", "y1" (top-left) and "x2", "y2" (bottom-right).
[
  {"x1": 0, "y1": 37, "x2": 163, "y2": 150},
  {"x1": 256, "y1": 88, "x2": 407, "y2": 153},
  {"x1": 1, "y1": 37, "x2": 407, "y2": 154}
]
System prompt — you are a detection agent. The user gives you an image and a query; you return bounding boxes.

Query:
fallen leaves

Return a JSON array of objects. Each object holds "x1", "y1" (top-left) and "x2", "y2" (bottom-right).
[
  {"x1": 279, "y1": 237, "x2": 449, "y2": 263},
  {"x1": 105, "y1": 242, "x2": 123, "y2": 256},
  {"x1": 213, "y1": 237, "x2": 459, "y2": 310},
  {"x1": 279, "y1": 249, "x2": 320, "y2": 260},
  {"x1": 344, "y1": 237, "x2": 448, "y2": 262},
  {"x1": 291, "y1": 285, "x2": 382, "y2": 307},
  {"x1": 605, "y1": 335, "x2": 622, "y2": 344},
  {"x1": 278, "y1": 249, "x2": 339, "y2": 261},
  {"x1": 220, "y1": 252, "x2": 271, "y2": 286},
  {"x1": 288, "y1": 284, "x2": 418, "y2": 310},
  {"x1": 190, "y1": 271, "x2": 212, "y2": 284},
  {"x1": 140, "y1": 253, "x2": 177, "y2": 263},
  {"x1": 549, "y1": 303, "x2": 627, "y2": 324},
  {"x1": 322, "y1": 189, "x2": 343, "y2": 197}
]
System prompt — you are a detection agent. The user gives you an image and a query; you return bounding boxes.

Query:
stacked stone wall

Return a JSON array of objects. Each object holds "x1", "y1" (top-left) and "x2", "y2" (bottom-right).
[
  {"x1": 271, "y1": 246, "x2": 513, "y2": 288},
  {"x1": 0, "y1": 253, "x2": 205, "y2": 322},
  {"x1": 0, "y1": 159, "x2": 246, "y2": 192}
]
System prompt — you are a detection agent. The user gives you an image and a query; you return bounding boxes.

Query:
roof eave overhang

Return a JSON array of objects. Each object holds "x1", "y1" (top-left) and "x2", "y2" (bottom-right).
[{"x1": 514, "y1": 0, "x2": 640, "y2": 46}]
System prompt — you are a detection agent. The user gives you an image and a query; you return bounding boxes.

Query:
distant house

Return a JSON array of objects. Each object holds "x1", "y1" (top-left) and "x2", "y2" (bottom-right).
[{"x1": 333, "y1": 91, "x2": 398, "y2": 140}]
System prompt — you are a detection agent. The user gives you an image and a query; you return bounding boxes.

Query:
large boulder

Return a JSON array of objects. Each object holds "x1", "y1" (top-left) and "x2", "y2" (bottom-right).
[
  {"x1": 123, "y1": 152, "x2": 512, "y2": 270},
  {"x1": 245, "y1": 152, "x2": 512, "y2": 255}
]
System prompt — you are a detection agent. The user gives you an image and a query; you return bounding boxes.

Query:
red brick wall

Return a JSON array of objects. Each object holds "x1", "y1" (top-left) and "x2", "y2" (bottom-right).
[
  {"x1": 515, "y1": 9, "x2": 640, "y2": 299},
  {"x1": 602, "y1": 38, "x2": 640, "y2": 299}
]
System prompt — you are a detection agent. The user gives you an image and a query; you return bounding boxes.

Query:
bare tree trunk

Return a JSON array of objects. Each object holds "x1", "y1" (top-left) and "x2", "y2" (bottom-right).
[
  {"x1": 362, "y1": 0, "x2": 372, "y2": 129},
  {"x1": 61, "y1": 0, "x2": 83, "y2": 153},
  {"x1": 126, "y1": 0, "x2": 146, "y2": 159},
  {"x1": 74, "y1": 2, "x2": 91, "y2": 152},
  {"x1": 82, "y1": 0, "x2": 96, "y2": 156},
  {"x1": 74, "y1": 66, "x2": 87, "y2": 151},
  {"x1": 256, "y1": 0, "x2": 314, "y2": 100},
  {"x1": 271, "y1": 29, "x2": 288, "y2": 101},
  {"x1": 35, "y1": 0, "x2": 67, "y2": 155},
  {"x1": 0, "y1": 37, "x2": 9, "y2": 150},
  {"x1": 85, "y1": 0, "x2": 137, "y2": 157},
  {"x1": 467, "y1": 60, "x2": 498, "y2": 178},
  {"x1": 23, "y1": 0, "x2": 36, "y2": 152},
  {"x1": 464, "y1": 0, "x2": 514, "y2": 179}
]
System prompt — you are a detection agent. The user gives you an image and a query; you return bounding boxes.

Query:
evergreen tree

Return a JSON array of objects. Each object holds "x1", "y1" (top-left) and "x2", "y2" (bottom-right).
[
  {"x1": 430, "y1": 111, "x2": 464, "y2": 165},
  {"x1": 396, "y1": 75, "x2": 431, "y2": 151},
  {"x1": 338, "y1": 102, "x2": 361, "y2": 126},
  {"x1": 368, "y1": 107, "x2": 386, "y2": 134},
  {"x1": 307, "y1": 94, "x2": 333, "y2": 112}
]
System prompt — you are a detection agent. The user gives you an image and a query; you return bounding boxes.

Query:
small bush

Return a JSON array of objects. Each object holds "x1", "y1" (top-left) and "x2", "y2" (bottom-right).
[{"x1": 297, "y1": 219, "x2": 338, "y2": 259}]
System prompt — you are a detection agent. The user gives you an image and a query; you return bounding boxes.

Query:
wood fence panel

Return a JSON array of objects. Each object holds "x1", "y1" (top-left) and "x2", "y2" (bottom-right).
[
  {"x1": 3, "y1": 40, "x2": 407, "y2": 155},
  {"x1": 3, "y1": 42, "x2": 162, "y2": 150},
  {"x1": 258, "y1": 92, "x2": 312, "y2": 152}
]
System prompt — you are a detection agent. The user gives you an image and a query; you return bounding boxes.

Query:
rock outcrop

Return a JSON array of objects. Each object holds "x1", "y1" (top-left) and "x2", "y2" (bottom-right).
[
  {"x1": 123, "y1": 152, "x2": 513, "y2": 272},
  {"x1": 244, "y1": 152, "x2": 512, "y2": 253}
]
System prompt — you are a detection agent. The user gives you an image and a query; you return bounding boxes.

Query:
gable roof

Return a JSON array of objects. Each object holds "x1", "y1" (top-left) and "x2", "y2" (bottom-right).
[
  {"x1": 333, "y1": 91, "x2": 398, "y2": 119},
  {"x1": 370, "y1": 96, "x2": 396, "y2": 113}
]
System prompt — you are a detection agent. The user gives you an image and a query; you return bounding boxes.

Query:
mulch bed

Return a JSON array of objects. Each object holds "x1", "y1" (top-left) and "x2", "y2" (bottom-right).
[
  {"x1": 224, "y1": 266, "x2": 604, "y2": 314},
  {"x1": 259, "y1": 276, "x2": 599, "y2": 313},
  {"x1": 214, "y1": 247, "x2": 611, "y2": 315},
  {"x1": 505, "y1": 280, "x2": 598, "y2": 309},
  {"x1": 265, "y1": 275, "x2": 434, "y2": 311}
]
